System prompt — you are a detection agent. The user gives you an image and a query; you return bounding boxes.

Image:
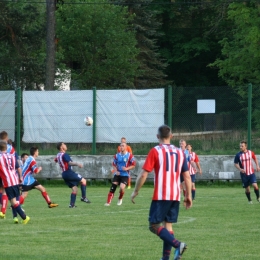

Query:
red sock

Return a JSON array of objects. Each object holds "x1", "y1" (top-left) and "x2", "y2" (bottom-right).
[
  {"x1": 128, "y1": 177, "x2": 131, "y2": 186},
  {"x1": 119, "y1": 191, "x2": 124, "y2": 200},
  {"x1": 41, "y1": 191, "x2": 51, "y2": 204},
  {"x1": 107, "y1": 192, "x2": 114, "y2": 204},
  {"x1": 19, "y1": 196, "x2": 24, "y2": 205},
  {"x1": 1, "y1": 195, "x2": 8, "y2": 214}
]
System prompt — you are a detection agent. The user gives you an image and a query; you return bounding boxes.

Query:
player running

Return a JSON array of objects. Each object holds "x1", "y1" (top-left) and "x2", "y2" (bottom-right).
[{"x1": 55, "y1": 142, "x2": 91, "y2": 208}]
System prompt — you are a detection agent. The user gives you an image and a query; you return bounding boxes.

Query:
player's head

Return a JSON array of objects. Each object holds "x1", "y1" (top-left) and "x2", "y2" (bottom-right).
[
  {"x1": 186, "y1": 144, "x2": 192, "y2": 152},
  {"x1": 57, "y1": 142, "x2": 67, "y2": 152},
  {"x1": 179, "y1": 139, "x2": 186, "y2": 150},
  {"x1": 240, "y1": 140, "x2": 247, "y2": 152},
  {"x1": 30, "y1": 146, "x2": 39, "y2": 157},
  {"x1": 0, "y1": 131, "x2": 8, "y2": 141},
  {"x1": 0, "y1": 141, "x2": 7, "y2": 152},
  {"x1": 120, "y1": 142, "x2": 127, "y2": 152},
  {"x1": 121, "y1": 137, "x2": 127, "y2": 143},
  {"x1": 157, "y1": 125, "x2": 172, "y2": 141},
  {"x1": 21, "y1": 153, "x2": 29, "y2": 162}
]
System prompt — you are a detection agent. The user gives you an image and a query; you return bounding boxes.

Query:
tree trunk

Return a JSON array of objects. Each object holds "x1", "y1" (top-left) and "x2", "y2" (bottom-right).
[{"x1": 45, "y1": 0, "x2": 56, "y2": 90}]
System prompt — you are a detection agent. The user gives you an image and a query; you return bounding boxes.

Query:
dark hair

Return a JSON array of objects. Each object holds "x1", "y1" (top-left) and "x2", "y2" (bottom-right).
[
  {"x1": 0, "y1": 131, "x2": 8, "y2": 140},
  {"x1": 30, "y1": 146, "x2": 38, "y2": 156},
  {"x1": 57, "y1": 142, "x2": 63, "y2": 150},
  {"x1": 0, "y1": 141, "x2": 7, "y2": 151},
  {"x1": 240, "y1": 140, "x2": 247, "y2": 145},
  {"x1": 21, "y1": 153, "x2": 29, "y2": 159},
  {"x1": 157, "y1": 125, "x2": 172, "y2": 139}
]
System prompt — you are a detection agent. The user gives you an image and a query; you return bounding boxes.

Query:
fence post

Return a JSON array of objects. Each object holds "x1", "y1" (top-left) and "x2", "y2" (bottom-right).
[
  {"x1": 167, "y1": 85, "x2": 172, "y2": 128},
  {"x1": 247, "y1": 83, "x2": 252, "y2": 150},
  {"x1": 92, "y1": 86, "x2": 96, "y2": 155},
  {"x1": 16, "y1": 88, "x2": 22, "y2": 155}
]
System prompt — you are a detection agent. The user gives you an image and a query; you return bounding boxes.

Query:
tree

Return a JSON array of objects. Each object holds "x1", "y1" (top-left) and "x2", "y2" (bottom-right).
[
  {"x1": 56, "y1": 0, "x2": 139, "y2": 89},
  {"x1": 0, "y1": 1, "x2": 46, "y2": 90}
]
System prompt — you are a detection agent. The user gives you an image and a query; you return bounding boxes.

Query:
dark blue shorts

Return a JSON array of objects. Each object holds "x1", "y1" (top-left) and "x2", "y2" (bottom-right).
[
  {"x1": 148, "y1": 200, "x2": 180, "y2": 224},
  {"x1": 62, "y1": 171, "x2": 82, "y2": 188},
  {"x1": 180, "y1": 174, "x2": 184, "y2": 183},
  {"x1": 190, "y1": 174, "x2": 196, "y2": 183},
  {"x1": 240, "y1": 173, "x2": 257, "y2": 188},
  {"x1": 5, "y1": 185, "x2": 20, "y2": 200},
  {"x1": 22, "y1": 180, "x2": 41, "y2": 192}
]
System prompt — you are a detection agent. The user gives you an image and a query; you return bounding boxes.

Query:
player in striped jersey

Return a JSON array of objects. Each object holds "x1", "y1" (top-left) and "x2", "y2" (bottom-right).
[
  {"x1": 20, "y1": 147, "x2": 58, "y2": 208},
  {"x1": 55, "y1": 142, "x2": 91, "y2": 208},
  {"x1": 0, "y1": 141, "x2": 30, "y2": 224},
  {"x1": 105, "y1": 142, "x2": 136, "y2": 206},
  {"x1": 0, "y1": 131, "x2": 22, "y2": 218},
  {"x1": 234, "y1": 140, "x2": 260, "y2": 204},
  {"x1": 131, "y1": 125, "x2": 192, "y2": 260},
  {"x1": 186, "y1": 144, "x2": 202, "y2": 200}
]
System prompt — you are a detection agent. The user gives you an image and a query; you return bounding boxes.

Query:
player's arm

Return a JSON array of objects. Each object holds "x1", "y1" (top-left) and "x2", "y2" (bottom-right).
[
  {"x1": 182, "y1": 170, "x2": 192, "y2": 208},
  {"x1": 122, "y1": 155, "x2": 136, "y2": 171},
  {"x1": 252, "y1": 152, "x2": 260, "y2": 171},
  {"x1": 69, "y1": 161, "x2": 83, "y2": 168},
  {"x1": 195, "y1": 155, "x2": 202, "y2": 174},
  {"x1": 131, "y1": 170, "x2": 149, "y2": 203}
]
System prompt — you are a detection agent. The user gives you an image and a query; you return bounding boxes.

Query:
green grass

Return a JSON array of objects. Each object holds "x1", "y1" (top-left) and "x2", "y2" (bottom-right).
[{"x1": 1, "y1": 185, "x2": 260, "y2": 259}]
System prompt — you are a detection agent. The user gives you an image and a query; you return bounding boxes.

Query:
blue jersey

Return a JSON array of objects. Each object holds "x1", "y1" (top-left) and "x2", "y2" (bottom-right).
[
  {"x1": 22, "y1": 156, "x2": 38, "y2": 185},
  {"x1": 113, "y1": 152, "x2": 136, "y2": 177}
]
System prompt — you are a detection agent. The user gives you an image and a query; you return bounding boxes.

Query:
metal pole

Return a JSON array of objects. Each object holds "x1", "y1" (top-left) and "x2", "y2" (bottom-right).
[
  {"x1": 247, "y1": 83, "x2": 252, "y2": 150},
  {"x1": 168, "y1": 85, "x2": 172, "y2": 128},
  {"x1": 16, "y1": 88, "x2": 21, "y2": 155},
  {"x1": 92, "y1": 86, "x2": 96, "y2": 155}
]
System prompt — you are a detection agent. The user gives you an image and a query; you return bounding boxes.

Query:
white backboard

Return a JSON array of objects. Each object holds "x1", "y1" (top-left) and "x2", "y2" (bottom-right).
[{"x1": 197, "y1": 99, "x2": 215, "y2": 114}]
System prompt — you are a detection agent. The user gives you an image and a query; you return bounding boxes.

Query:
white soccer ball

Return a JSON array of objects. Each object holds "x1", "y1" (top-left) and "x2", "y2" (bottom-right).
[{"x1": 84, "y1": 116, "x2": 93, "y2": 126}]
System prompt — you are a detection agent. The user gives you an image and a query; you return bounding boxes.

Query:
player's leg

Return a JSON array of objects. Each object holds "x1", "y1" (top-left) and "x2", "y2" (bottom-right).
[
  {"x1": 117, "y1": 177, "x2": 128, "y2": 206},
  {"x1": 7, "y1": 186, "x2": 30, "y2": 224},
  {"x1": 191, "y1": 175, "x2": 196, "y2": 200},
  {"x1": 35, "y1": 182, "x2": 58, "y2": 208},
  {"x1": 0, "y1": 189, "x2": 8, "y2": 218},
  {"x1": 80, "y1": 177, "x2": 91, "y2": 203},
  {"x1": 69, "y1": 185, "x2": 78, "y2": 208},
  {"x1": 249, "y1": 174, "x2": 260, "y2": 202},
  {"x1": 105, "y1": 175, "x2": 119, "y2": 206},
  {"x1": 127, "y1": 173, "x2": 131, "y2": 189}
]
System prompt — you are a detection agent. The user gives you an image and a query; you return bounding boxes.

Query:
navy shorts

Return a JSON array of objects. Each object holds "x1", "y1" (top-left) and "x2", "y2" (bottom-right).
[
  {"x1": 180, "y1": 174, "x2": 184, "y2": 183},
  {"x1": 190, "y1": 174, "x2": 196, "y2": 183},
  {"x1": 5, "y1": 185, "x2": 20, "y2": 200},
  {"x1": 240, "y1": 173, "x2": 257, "y2": 188},
  {"x1": 112, "y1": 175, "x2": 128, "y2": 185},
  {"x1": 22, "y1": 180, "x2": 41, "y2": 192},
  {"x1": 148, "y1": 200, "x2": 180, "y2": 224},
  {"x1": 62, "y1": 170, "x2": 82, "y2": 188}
]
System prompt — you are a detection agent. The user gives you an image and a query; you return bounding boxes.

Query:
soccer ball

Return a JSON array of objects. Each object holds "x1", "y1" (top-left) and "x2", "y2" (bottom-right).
[{"x1": 84, "y1": 116, "x2": 93, "y2": 126}]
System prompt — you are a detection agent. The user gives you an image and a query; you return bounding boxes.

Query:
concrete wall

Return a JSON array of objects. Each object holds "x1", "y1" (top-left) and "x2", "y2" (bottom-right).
[{"x1": 33, "y1": 155, "x2": 260, "y2": 180}]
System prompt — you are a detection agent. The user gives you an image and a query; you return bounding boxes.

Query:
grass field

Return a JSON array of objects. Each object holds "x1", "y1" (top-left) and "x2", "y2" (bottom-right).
[{"x1": 1, "y1": 184, "x2": 260, "y2": 260}]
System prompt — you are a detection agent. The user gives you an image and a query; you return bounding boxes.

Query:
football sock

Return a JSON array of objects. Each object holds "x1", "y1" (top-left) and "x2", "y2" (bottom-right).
[
  {"x1": 19, "y1": 196, "x2": 24, "y2": 205},
  {"x1": 128, "y1": 177, "x2": 131, "y2": 187},
  {"x1": 107, "y1": 192, "x2": 114, "y2": 204},
  {"x1": 192, "y1": 189, "x2": 196, "y2": 200},
  {"x1": 81, "y1": 184, "x2": 86, "y2": 198},
  {"x1": 162, "y1": 231, "x2": 173, "y2": 260},
  {"x1": 11, "y1": 205, "x2": 18, "y2": 218},
  {"x1": 13, "y1": 202, "x2": 26, "y2": 220},
  {"x1": 119, "y1": 191, "x2": 124, "y2": 200},
  {"x1": 70, "y1": 192, "x2": 77, "y2": 206},
  {"x1": 41, "y1": 191, "x2": 51, "y2": 204},
  {"x1": 245, "y1": 192, "x2": 251, "y2": 201},
  {"x1": 1, "y1": 194, "x2": 8, "y2": 214},
  {"x1": 254, "y1": 188, "x2": 259, "y2": 199},
  {"x1": 157, "y1": 227, "x2": 180, "y2": 248},
  {"x1": 0, "y1": 191, "x2": 2, "y2": 204}
]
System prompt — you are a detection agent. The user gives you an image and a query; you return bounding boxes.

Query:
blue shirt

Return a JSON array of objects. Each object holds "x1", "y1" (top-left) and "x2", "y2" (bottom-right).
[{"x1": 113, "y1": 152, "x2": 136, "y2": 177}]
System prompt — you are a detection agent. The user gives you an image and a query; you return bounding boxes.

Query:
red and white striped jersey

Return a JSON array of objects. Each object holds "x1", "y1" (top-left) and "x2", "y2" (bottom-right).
[
  {"x1": 188, "y1": 151, "x2": 199, "y2": 175},
  {"x1": 143, "y1": 144, "x2": 188, "y2": 201},
  {"x1": 0, "y1": 152, "x2": 19, "y2": 188},
  {"x1": 234, "y1": 150, "x2": 256, "y2": 175}
]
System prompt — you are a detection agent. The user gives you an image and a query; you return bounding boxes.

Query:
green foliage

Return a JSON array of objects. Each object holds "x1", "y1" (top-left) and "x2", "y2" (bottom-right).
[
  {"x1": 210, "y1": 2, "x2": 260, "y2": 87},
  {"x1": 0, "y1": 1, "x2": 46, "y2": 90},
  {"x1": 56, "y1": 0, "x2": 139, "y2": 89}
]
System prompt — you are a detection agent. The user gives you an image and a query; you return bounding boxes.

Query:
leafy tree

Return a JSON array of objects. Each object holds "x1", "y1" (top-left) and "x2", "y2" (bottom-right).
[
  {"x1": 56, "y1": 0, "x2": 139, "y2": 89},
  {"x1": 0, "y1": 1, "x2": 46, "y2": 90},
  {"x1": 115, "y1": 0, "x2": 169, "y2": 88}
]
